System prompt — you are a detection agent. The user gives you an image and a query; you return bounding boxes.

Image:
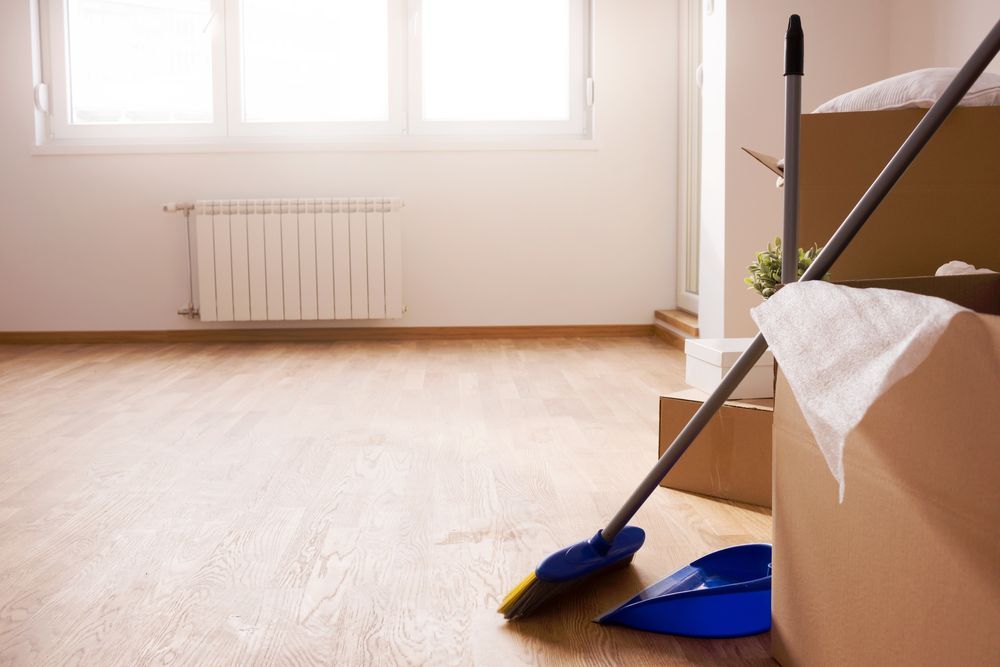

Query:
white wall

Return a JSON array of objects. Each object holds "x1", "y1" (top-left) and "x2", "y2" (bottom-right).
[
  {"x1": 0, "y1": 1, "x2": 678, "y2": 332},
  {"x1": 889, "y1": 0, "x2": 999, "y2": 75},
  {"x1": 699, "y1": 0, "x2": 893, "y2": 338}
]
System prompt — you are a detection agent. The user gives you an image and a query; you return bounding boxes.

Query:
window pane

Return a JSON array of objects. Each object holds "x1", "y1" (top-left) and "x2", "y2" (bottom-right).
[
  {"x1": 66, "y1": 0, "x2": 214, "y2": 124},
  {"x1": 422, "y1": 0, "x2": 570, "y2": 122},
  {"x1": 241, "y1": 0, "x2": 389, "y2": 123}
]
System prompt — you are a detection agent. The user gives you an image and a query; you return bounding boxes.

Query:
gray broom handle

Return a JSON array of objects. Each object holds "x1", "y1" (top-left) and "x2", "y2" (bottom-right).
[
  {"x1": 782, "y1": 15, "x2": 803, "y2": 281},
  {"x1": 603, "y1": 16, "x2": 1000, "y2": 543}
]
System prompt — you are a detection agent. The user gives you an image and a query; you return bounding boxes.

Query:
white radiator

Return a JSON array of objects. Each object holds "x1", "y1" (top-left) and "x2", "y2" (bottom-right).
[{"x1": 195, "y1": 198, "x2": 403, "y2": 322}]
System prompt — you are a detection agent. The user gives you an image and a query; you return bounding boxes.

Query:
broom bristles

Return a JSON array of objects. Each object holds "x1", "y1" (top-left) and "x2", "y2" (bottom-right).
[{"x1": 498, "y1": 556, "x2": 635, "y2": 620}]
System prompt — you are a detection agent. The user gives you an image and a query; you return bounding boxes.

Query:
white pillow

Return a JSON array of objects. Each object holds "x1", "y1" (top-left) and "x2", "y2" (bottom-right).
[{"x1": 813, "y1": 68, "x2": 1000, "y2": 113}]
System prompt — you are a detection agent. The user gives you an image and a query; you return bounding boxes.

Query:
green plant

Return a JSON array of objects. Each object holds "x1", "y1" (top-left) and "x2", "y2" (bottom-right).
[{"x1": 744, "y1": 237, "x2": 828, "y2": 299}]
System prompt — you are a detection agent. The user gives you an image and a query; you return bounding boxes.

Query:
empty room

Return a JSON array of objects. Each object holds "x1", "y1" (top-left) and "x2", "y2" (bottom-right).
[{"x1": 1, "y1": 0, "x2": 998, "y2": 665}]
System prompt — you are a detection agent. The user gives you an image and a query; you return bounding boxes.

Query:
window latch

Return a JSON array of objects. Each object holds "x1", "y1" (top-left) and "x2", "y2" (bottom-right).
[{"x1": 34, "y1": 82, "x2": 49, "y2": 113}]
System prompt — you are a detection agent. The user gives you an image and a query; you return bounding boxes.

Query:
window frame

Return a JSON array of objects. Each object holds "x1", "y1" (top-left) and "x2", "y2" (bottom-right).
[
  {"x1": 36, "y1": 0, "x2": 594, "y2": 147},
  {"x1": 676, "y1": 0, "x2": 701, "y2": 314}
]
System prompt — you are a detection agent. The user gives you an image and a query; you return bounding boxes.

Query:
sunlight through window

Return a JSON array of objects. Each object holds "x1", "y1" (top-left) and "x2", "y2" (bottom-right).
[
  {"x1": 66, "y1": 0, "x2": 214, "y2": 124},
  {"x1": 240, "y1": 0, "x2": 389, "y2": 123},
  {"x1": 421, "y1": 0, "x2": 571, "y2": 121}
]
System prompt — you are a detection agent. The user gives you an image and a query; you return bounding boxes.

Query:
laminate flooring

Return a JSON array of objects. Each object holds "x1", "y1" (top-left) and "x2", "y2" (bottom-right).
[{"x1": 0, "y1": 338, "x2": 771, "y2": 666}]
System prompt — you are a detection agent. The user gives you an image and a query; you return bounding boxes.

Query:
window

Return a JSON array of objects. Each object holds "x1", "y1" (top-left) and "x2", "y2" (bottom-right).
[
  {"x1": 239, "y1": 0, "x2": 389, "y2": 124},
  {"x1": 37, "y1": 0, "x2": 592, "y2": 145},
  {"x1": 415, "y1": 0, "x2": 588, "y2": 134}
]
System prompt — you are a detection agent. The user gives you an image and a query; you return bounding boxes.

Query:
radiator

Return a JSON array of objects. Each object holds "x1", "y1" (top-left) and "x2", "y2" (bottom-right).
[{"x1": 194, "y1": 198, "x2": 403, "y2": 322}]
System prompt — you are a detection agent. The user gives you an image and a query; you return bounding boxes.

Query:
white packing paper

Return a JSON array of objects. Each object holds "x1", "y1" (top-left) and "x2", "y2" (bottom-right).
[{"x1": 751, "y1": 281, "x2": 967, "y2": 501}]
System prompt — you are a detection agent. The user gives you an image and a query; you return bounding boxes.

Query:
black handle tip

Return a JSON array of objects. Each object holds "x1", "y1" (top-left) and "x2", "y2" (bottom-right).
[{"x1": 785, "y1": 14, "x2": 804, "y2": 76}]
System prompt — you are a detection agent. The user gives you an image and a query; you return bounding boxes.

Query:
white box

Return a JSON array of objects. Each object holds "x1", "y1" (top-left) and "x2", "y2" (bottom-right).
[{"x1": 684, "y1": 338, "x2": 775, "y2": 399}]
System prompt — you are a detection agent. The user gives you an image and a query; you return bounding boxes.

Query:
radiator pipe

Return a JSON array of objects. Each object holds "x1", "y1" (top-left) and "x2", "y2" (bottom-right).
[
  {"x1": 179, "y1": 208, "x2": 198, "y2": 318},
  {"x1": 163, "y1": 202, "x2": 199, "y2": 319}
]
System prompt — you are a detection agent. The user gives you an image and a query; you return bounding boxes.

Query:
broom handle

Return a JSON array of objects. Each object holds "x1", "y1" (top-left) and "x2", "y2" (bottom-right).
[
  {"x1": 603, "y1": 15, "x2": 1000, "y2": 543},
  {"x1": 782, "y1": 15, "x2": 803, "y2": 281}
]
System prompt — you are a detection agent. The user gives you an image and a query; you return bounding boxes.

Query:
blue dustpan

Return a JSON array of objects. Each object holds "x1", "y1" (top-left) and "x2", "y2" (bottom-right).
[{"x1": 594, "y1": 543, "x2": 772, "y2": 638}]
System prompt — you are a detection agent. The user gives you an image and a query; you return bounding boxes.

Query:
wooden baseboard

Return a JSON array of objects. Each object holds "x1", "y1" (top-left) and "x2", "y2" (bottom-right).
[{"x1": 0, "y1": 324, "x2": 656, "y2": 345}]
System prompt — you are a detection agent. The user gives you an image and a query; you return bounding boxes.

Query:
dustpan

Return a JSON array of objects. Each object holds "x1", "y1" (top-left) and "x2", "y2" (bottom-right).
[{"x1": 594, "y1": 544, "x2": 772, "y2": 637}]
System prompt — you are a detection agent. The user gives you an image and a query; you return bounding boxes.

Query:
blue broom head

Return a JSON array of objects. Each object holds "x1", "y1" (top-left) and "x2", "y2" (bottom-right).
[
  {"x1": 499, "y1": 526, "x2": 645, "y2": 619},
  {"x1": 537, "y1": 526, "x2": 646, "y2": 582}
]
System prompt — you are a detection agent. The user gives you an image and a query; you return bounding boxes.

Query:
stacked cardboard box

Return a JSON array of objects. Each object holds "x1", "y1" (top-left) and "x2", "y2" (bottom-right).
[
  {"x1": 771, "y1": 274, "x2": 1000, "y2": 666},
  {"x1": 658, "y1": 389, "x2": 773, "y2": 508},
  {"x1": 798, "y1": 107, "x2": 1000, "y2": 279}
]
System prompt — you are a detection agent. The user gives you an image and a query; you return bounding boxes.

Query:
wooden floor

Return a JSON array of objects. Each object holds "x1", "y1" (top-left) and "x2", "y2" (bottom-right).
[{"x1": 0, "y1": 337, "x2": 772, "y2": 666}]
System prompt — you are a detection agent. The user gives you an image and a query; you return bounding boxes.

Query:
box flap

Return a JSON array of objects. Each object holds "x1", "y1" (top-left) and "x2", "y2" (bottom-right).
[
  {"x1": 685, "y1": 337, "x2": 774, "y2": 367},
  {"x1": 741, "y1": 147, "x2": 784, "y2": 176},
  {"x1": 664, "y1": 388, "x2": 774, "y2": 412}
]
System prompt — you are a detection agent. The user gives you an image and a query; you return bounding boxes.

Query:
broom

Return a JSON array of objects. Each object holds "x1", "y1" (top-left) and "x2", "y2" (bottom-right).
[{"x1": 499, "y1": 14, "x2": 1000, "y2": 620}]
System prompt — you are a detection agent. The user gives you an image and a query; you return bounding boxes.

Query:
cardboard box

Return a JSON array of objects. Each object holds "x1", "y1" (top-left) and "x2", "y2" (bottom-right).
[
  {"x1": 659, "y1": 388, "x2": 773, "y2": 507},
  {"x1": 798, "y1": 107, "x2": 1000, "y2": 279},
  {"x1": 684, "y1": 337, "x2": 775, "y2": 399},
  {"x1": 744, "y1": 108, "x2": 1000, "y2": 278},
  {"x1": 771, "y1": 274, "x2": 1000, "y2": 666}
]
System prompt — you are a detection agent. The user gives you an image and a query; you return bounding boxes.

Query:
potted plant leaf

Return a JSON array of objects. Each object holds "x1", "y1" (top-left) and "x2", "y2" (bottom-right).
[{"x1": 745, "y1": 236, "x2": 829, "y2": 299}]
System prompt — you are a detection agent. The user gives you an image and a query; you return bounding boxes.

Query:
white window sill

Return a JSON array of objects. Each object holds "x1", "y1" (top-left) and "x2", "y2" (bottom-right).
[{"x1": 31, "y1": 136, "x2": 600, "y2": 155}]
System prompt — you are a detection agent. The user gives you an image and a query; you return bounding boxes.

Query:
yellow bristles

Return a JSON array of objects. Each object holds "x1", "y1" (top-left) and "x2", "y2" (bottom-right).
[{"x1": 497, "y1": 571, "x2": 538, "y2": 616}]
